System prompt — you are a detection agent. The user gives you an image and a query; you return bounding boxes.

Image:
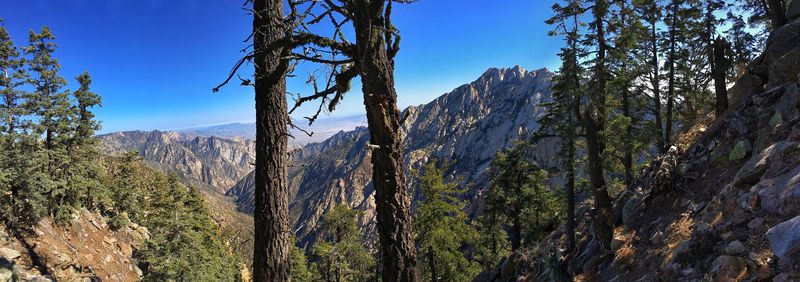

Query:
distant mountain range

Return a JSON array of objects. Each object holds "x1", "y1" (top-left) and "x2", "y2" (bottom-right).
[
  {"x1": 176, "y1": 115, "x2": 368, "y2": 146},
  {"x1": 97, "y1": 66, "x2": 560, "y2": 246}
]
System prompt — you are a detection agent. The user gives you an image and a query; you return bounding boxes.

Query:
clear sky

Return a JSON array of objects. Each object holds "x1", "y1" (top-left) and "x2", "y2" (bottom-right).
[{"x1": 1, "y1": 0, "x2": 562, "y2": 133}]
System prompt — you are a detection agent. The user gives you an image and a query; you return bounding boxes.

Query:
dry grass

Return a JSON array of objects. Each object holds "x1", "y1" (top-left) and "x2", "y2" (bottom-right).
[
  {"x1": 678, "y1": 113, "x2": 716, "y2": 150},
  {"x1": 662, "y1": 213, "x2": 694, "y2": 264},
  {"x1": 612, "y1": 227, "x2": 638, "y2": 271}
]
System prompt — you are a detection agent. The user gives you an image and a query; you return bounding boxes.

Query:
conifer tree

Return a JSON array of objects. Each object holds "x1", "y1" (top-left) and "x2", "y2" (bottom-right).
[
  {"x1": 583, "y1": 0, "x2": 615, "y2": 250},
  {"x1": 484, "y1": 141, "x2": 561, "y2": 252},
  {"x1": 412, "y1": 161, "x2": 479, "y2": 281},
  {"x1": 71, "y1": 72, "x2": 101, "y2": 144},
  {"x1": 544, "y1": 0, "x2": 584, "y2": 255},
  {"x1": 24, "y1": 26, "x2": 70, "y2": 150},
  {"x1": 0, "y1": 19, "x2": 29, "y2": 136},
  {"x1": 312, "y1": 205, "x2": 375, "y2": 282}
]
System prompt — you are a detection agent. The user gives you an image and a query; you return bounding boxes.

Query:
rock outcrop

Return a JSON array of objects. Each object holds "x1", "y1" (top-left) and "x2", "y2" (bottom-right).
[
  {"x1": 98, "y1": 130, "x2": 255, "y2": 193},
  {"x1": 0, "y1": 209, "x2": 148, "y2": 281}
]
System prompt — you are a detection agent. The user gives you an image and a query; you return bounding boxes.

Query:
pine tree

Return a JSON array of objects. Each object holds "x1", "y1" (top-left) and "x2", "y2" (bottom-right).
[
  {"x1": 24, "y1": 26, "x2": 71, "y2": 150},
  {"x1": 290, "y1": 237, "x2": 315, "y2": 282},
  {"x1": 312, "y1": 205, "x2": 375, "y2": 282},
  {"x1": 582, "y1": 0, "x2": 615, "y2": 250},
  {"x1": 543, "y1": 0, "x2": 584, "y2": 255},
  {"x1": 484, "y1": 141, "x2": 562, "y2": 252},
  {"x1": 725, "y1": 12, "x2": 758, "y2": 79},
  {"x1": 0, "y1": 19, "x2": 29, "y2": 136},
  {"x1": 71, "y1": 72, "x2": 101, "y2": 144},
  {"x1": 412, "y1": 161, "x2": 479, "y2": 281},
  {"x1": 137, "y1": 174, "x2": 239, "y2": 281}
]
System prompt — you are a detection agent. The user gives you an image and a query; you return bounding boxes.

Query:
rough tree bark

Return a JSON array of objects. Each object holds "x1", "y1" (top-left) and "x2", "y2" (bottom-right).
[
  {"x1": 585, "y1": 0, "x2": 614, "y2": 251},
  {"x1": 252, "y1": 0, "x2": 291, "y2": 280},
  {"x1": 350, "y1": 0, "x2": 419, "y2": 280},
  {"x1": 713, "y1": 37, "x2": 729, "y2": 116}
]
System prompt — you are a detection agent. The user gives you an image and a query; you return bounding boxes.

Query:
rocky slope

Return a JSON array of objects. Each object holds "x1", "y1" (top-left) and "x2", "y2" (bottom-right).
[
  {"x1": 511, "y1": 11, "x2": 800, "y2": 282},
  {"x1": 98, "y1": 130, "x2": 255, "y2": 193},
  {"x1": 0, "y1": 209, "x2": 149, "y2": 281},
  {"x1": 228, "y1": 66, "x2": 560, "y2": 245}
]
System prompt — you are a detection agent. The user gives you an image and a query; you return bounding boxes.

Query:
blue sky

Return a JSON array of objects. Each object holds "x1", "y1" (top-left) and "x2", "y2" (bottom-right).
[{"x1": 1, "y1": 0, "x2": 561, "y2": 133}]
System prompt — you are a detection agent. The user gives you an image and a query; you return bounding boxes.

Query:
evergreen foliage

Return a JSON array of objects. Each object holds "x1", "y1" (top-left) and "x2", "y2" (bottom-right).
[
  {"x1": 481, "y1": 142, "x2": 562, "y2": 256},
  {"x1": 0, "y1": 22, "x2": 240, "y2": 280},
  {"x1": 311, "y1": 205, "x2": 375, "y2": 282},
  {"x1": 412, "y1": 161, "x2": 479, "y2": 281}
]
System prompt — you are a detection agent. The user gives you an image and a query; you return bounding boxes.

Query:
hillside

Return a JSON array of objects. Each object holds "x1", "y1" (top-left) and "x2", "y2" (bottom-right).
[{"x1": 508, "y1": 14, "x2": 800, "y2": 282}]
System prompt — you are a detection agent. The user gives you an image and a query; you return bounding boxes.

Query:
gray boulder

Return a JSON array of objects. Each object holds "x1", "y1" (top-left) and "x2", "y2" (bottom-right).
[
  {"x1": 768, "y1": 47, "x2": 800, "y2": 89},
  {"x1": 766, "y1": 215, "x2": 800, "y2": 259},
  {"x1": 757, "y1": 164, "x2": 800, "y2": 216},
  {"x1": 788, "y1": 0, "x2": 800, "y2": 20},
  {"x1": 734, "y1": 141, "x2": 799, "y2": 186}
]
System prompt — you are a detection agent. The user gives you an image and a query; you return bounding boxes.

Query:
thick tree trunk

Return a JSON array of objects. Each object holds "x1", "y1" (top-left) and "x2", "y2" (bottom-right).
[
  {"x1": 252, "y1": 0, "x2": 291, "y2": 281},
  {"x1": 351, "y1": 1, "x2": 419, "y2": 281},
  {"x1": 650, "y1": 20, "x2": 665, "y2": 153},
  {"x1": 713, "y1": 37, "x2": 729, "y2": 116},
  {"x1": 586, "y1": 0, "x2": 614, "y2": 250}
]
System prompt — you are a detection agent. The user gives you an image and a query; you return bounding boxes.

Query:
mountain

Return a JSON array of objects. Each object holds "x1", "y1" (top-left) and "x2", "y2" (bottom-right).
[
  {"x1": 98, "y1": 130, "x2": 255, "y2": 193},
  {"x1": 227, "y1": 66, "x2": 560, "y2": 245},
  {"x1": 176, "y1": 115, "x2": 368, "y2": 146}
]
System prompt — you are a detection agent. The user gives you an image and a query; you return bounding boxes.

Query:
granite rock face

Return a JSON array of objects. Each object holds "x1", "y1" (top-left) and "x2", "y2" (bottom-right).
[{"x1": 98, "y1": 130, "x2": 255, "y2": 193}]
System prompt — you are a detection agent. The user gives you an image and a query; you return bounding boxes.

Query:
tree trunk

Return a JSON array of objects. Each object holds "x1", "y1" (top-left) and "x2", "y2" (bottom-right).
[
  {"x1": 650, "y1": 20, "x2": 665, "y2": 153},
  {"x1": 351, "y1": 1, "x2": 419, "y2": 280},
  {"x1": 564, "y1": 132, "x2": 576, "y2": 254},
  {"x1": 666, "y1": 1, "x2": 677, "y2": 148},
  {"x1": 428, "y1": 248, "x2": 437, "y2": 281},
  {"x1": 586, "y1": 0, "x2": 614, "y2": 250},
  {"x1": 511, "y1": 211, "x2": 522, "y2": 251},
  {"x1": 713, "y1": 37, "x2": 729, "y2": 116},
  {"x1": 252, "y1": 0, "x2": 291, "y2": 281},
  {"x1": 768, "y1": 0, "x2": 787, "y2": 28}
]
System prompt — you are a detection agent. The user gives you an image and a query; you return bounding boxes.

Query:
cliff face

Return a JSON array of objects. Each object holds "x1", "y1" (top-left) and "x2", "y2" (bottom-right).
[
  {"x1": 513, "y1": 13, "x2": 800, "y2": 282},
  {"x1": 98, "y1": 131, "x2": 255, "y2": 193},
  {"x1": 228, "y1": 66, "x2": 559, "y2": 245}
]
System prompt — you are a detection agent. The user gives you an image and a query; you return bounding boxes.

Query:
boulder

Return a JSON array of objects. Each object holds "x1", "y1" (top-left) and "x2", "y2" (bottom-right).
[
  {"x1": 710, "y1": 255, "x2": 749, "y2": 282},
  {"x1": 621, "y1": 195, "x2": 642, "y2": 225},
  {"x1": 776, "y1": 85, "x2": 800, "y2": 121},
  {"x1": 768, "y1": 47, "x2": 800, "y2": 88},
  {"x1": 734, "y1": 141, "x2": 799, "y2": 186},
  {"x1": 0, "y1": 248, "x2": 20, "y2": 260},
  {"x1": 757, "y1": 164, "x2": 800, "y2": 215},
  {"x1": 766, "y1": 215, "x2": 800, "y2": 259},
  {"x1": 764, "y1": 20, "x2": 800, "y2": 69},
  {"x1": 788, "y1": 0, "x2": 800, "y2": 20},
  {"x1": 729, "y1": 140, "x2": 752, "y2": 161},
  {"x1": 0, "y1": 257, "x2": 15, "y2": 282},
  {"x1": 725, "y1": 240, "x2": 747, "y2": 255},
  {"x1": 729, "y1": 75, "x2": 763, "y2": 104}
]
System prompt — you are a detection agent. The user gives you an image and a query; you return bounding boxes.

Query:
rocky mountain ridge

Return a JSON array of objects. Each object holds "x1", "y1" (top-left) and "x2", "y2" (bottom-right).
[
  {"x1": 228, "y1": 66, "x2": 561, "y2": 245},
  {"x1": 98, "y1": 130, "x2": 255, "y2": 193}
]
